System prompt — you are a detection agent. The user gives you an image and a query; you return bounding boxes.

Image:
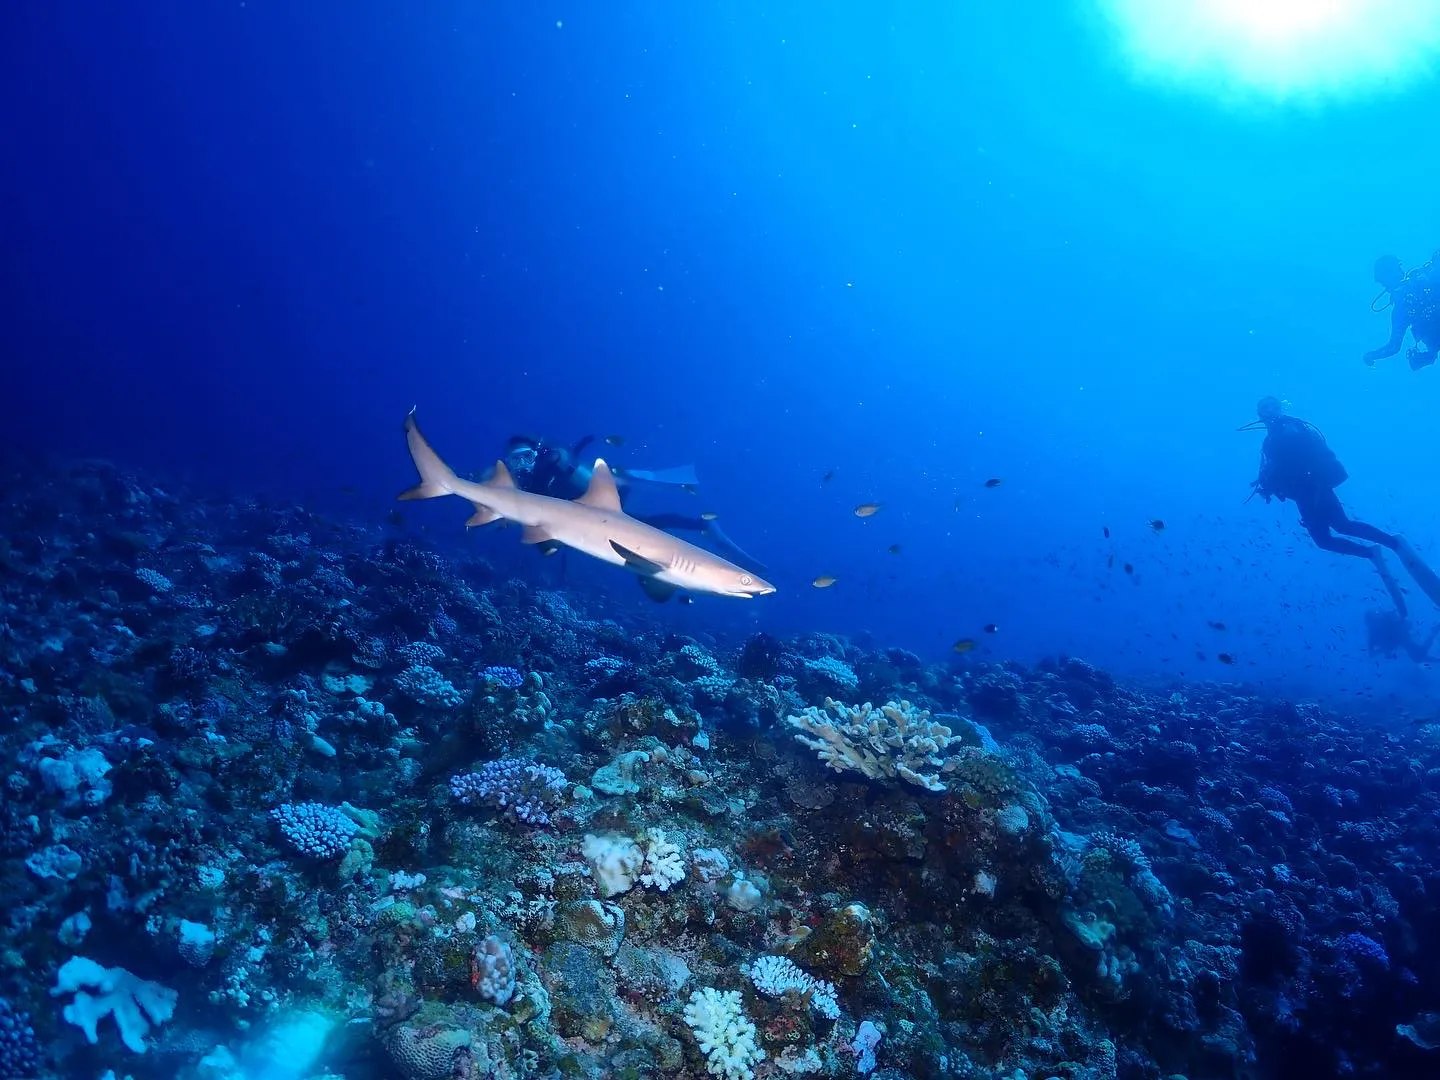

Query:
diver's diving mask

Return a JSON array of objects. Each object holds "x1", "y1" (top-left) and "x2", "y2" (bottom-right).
[{"x1": 506, "y1": 445, "x2": 538, "y2": 474}]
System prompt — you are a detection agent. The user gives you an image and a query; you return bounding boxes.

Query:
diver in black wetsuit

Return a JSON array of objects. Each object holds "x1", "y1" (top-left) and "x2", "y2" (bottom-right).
[
  {"x1": 1247, "y1": 397, "x2": 1400, "y2": 562},
  {"x1": 1364, "y1": 253, "x2": 1440, "y2": 371},
  {"x1": 498, "y1": 434, "x2": 767, "y2": 572}
]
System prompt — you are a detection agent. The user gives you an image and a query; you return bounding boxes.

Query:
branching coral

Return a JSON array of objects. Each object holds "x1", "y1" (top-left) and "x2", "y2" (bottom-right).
[{"x1": 786, "y1": 697, "x2": 954, "y2": 791}]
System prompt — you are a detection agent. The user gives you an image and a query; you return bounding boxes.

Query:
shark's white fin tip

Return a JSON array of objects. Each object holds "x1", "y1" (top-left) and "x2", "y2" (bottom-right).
[{"x1": 576, "y1": 460, "x2": 623, "y2": 511}]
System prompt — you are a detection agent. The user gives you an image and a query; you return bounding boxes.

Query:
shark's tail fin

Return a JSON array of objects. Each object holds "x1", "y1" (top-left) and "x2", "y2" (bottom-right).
[
  {"x1": 399, "y1": 409, "x2": 510, "y2": 527},
  {"x1": 398, "y1": 409, "x2": 460, "y2": 501}
]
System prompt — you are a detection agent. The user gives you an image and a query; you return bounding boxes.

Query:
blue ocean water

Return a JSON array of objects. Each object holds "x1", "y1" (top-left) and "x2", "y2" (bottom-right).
[
  {"x1": 6, "y1": 5, "x2": 1440, "y2": 706},
  {"x1": 8, "y1": 5, "x2": 1440, "y2": 710},
  {"x1": 6, "y1": 6, "x2": 1440, "y2": 1080}
]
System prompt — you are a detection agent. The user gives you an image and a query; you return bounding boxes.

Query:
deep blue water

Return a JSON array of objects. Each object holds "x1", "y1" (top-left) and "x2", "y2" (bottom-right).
[{"x1": 6, "y1": 3, "x2": 1440, "y2": 710}]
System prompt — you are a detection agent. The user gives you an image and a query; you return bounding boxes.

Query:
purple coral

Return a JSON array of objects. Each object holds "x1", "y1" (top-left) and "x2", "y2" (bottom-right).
[
  {"x1": 0, "y1": 997, "x2": 40, "y2": 1078},
  {"x1": 270, "y1": 802, "x2": 358, "y2": 859},
  {"x1": 480, "y1": 665, "x2": 525, "y2": 689},
  {"x1": 450, "y1": 759, "x2": 566, "y2": 827},
  {"x1": 1336, "y1": 932, "x2": 1389, "y2": 970}
]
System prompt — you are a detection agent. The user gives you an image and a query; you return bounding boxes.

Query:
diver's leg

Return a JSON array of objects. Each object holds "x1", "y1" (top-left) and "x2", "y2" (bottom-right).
[
  {"x1": 701, "y1": 520, "x2": 768, "y2": 572},
  {"x1": 1300, "y1": 494, "x2": 1374, "y2": 557},
  {"x1": 632, "y1": 512, "x2": 768, "y2": 571},
  {"x1": 1301, "y1": 491, "x2": 1386, "y2": 556},
  {"x1": 1333, "y1": 515, "x2": 1399, "y2": 548},
  {"x1": 1307, "y1": 530, "x2": 1378, "y2": 558}
]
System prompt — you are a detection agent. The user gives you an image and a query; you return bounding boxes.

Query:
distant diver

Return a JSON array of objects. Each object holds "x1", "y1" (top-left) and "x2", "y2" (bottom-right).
[
  {"x1": 1243, "y1": 397, "x2": 1415, "y2": 611},
  {"x1": 1365, "y1": 608, "x2": 1438, "y2": 664},
  {"x1": 496, "y1": 433, "x2": 766, "y2": 573},
  {"x1": 1364, "y1": 251, "x2": 1439, "y2": 370}
]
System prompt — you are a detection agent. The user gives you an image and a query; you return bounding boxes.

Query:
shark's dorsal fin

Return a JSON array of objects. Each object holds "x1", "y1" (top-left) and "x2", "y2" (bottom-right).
[
  {"x1": 489, "y1": 461, "x2": 517, "y2": 489},
  {"x1": 576, "y1": 460, "x2": 623, "y2": 511}
]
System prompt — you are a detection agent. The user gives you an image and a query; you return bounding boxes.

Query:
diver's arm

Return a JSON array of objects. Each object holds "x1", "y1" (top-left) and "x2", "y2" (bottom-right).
[
  {"x1": 1252, "y1": 454, "x2": 1277, "y2": 501},
  {"x1": 1364, "y1": 308, "x2": 1408, "y2": 363}
]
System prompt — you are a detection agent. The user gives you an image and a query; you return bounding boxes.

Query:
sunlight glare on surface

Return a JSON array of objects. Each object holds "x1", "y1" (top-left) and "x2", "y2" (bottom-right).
[{"x1": 1096, "y1": 0, "x2": 1440, "y2": 104}]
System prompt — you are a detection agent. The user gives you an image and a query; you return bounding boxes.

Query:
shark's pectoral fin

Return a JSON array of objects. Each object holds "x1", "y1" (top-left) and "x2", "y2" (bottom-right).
[
  {"x1": 466, "y1": 507, "x2": 502, "y2": 527},
  {"x1": 639, "y1": 576, "x2": 678, "y2": 602},
  {"x1": 522, "y1": 525, "x2": 556, "y2": 545},
  {"x1": 609, "y1": 540, "x2": 664, "y2": 575}
]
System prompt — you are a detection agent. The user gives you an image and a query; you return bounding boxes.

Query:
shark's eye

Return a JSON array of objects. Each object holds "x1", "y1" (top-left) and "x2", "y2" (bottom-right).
[{"x1": 740, "y1": 575, "x2": 753, "y2": 586}]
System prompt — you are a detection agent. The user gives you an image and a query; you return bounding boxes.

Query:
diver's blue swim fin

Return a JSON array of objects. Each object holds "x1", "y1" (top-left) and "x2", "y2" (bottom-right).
[
  {"x1": 616, "y1": 464, "x2": 700, "y2": 489},
  {"x1": 1372, "y1": 548, "x2": 1407, "y2": 618},
  {"x1": 1396, "y1": 538, "x2": 1440, "y2": 608}
]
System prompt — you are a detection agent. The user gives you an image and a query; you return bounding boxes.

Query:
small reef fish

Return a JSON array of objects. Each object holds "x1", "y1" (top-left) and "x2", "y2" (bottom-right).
[
  {"x1": 854, "y1": 503, "x2": 881, "y2": 517},
  {"x1": 812, "y1": 576, "x2": 838, "y2": 588}
]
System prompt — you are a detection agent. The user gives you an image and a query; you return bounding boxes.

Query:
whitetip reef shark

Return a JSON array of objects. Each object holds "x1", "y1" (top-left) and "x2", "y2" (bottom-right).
[{"x1": 398, "y1": 410, "x2": 777, "y2": 602}]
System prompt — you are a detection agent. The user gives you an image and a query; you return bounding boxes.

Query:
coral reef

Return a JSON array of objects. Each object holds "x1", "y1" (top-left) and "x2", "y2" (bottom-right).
[{"x1": 0, "y1": 457, "x2": 1437, "y2": 1079}]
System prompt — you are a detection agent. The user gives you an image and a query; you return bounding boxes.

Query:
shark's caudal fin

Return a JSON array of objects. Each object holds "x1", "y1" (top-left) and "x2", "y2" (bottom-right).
[
  {"x1": 398, "y1": 410, "x2": 460, "y2": 501},
  {"x1": 398, "y1": 410, "x2": 505, "y2": 527}
]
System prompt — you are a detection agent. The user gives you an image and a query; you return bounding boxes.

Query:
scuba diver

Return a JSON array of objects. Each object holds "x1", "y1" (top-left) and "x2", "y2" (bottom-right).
[
  {"x1": 1365, "y1": 608, "x2": 1438, "y2": 664},
  {"x1": 1364, "y1": 252, "x2": 1439, "y2": 370},
  {"x1": 495, "y1": 433, "x2": 767, "y2": 572},
  {"x1": 1247, "y1": 398, "x2": 1398, "y2": 559},
  {"x1": 1244, "y1": 397, "x2": 1440, "y2": 612}
]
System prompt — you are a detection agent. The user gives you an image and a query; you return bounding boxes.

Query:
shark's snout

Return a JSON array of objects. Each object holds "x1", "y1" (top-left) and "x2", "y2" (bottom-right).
[{"x1": 731, "y1": 572, "x2": 777, "y2": 598}]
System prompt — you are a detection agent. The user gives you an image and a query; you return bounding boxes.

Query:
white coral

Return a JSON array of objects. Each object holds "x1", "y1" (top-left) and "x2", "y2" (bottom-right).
[
  {"x1": 581, "y1": 833, "x2": 643, "y2": 898},
  {"x1": 745, "y1": 954, "x2": 840, "y2": 1020},
  {"x1": 640, "y1": 829, "x2": 687, "y2": 891},
  {"x1": 786, "y1": 697, "x2": 953, "y2": 791},
  {"x1": 684, "y1": 987, "x2": 765, "y2": 1080}
]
